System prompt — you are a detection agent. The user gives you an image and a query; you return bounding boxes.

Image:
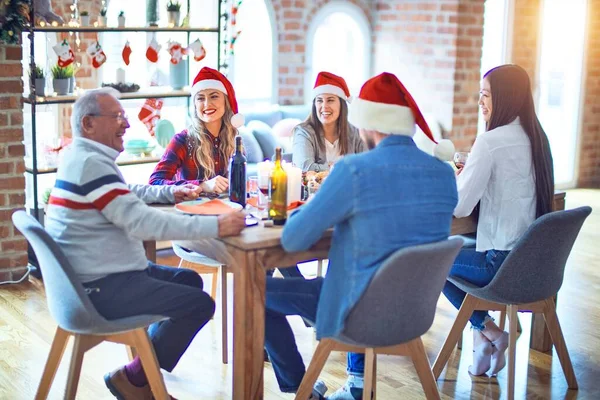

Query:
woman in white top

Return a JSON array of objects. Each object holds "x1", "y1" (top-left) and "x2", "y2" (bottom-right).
[
  {"x1": 292, "y1": 71, "x2": 366, "y2": 172},
  {"x1": 443, "y1": 64, "x2": 554, "y2": 376}
]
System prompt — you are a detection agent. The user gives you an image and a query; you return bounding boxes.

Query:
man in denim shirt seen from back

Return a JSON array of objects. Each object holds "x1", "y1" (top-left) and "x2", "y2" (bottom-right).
[{"x1": 264, "y1": 72, "x2": 458, "y2": 400}]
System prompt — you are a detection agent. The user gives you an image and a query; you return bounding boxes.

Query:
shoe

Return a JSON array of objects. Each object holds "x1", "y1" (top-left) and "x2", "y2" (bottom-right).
[
  {"x1": 489, "y1": 331, "x2": 509, "y2": 376},
  {"x1": 307, "y1": 380, "x2": 328, "y2": 399},
  {"x1": 104, "y1": 367, "x2": 153, "y2": 400},
  {"x1": 468, "y1": 341, "x2": 493, "y2": 376},
  {"x1": 328, "y1": 379, "x2": 363, "y2": 400}
]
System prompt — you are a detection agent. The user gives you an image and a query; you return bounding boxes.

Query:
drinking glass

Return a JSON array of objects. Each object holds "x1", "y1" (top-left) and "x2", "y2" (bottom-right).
[
  {"x1": 453, "y1": 152, "x2": 469, "y2": 169},
  {"x1": 257, "y1": 168, "x2": 271, "y2": 218},
  {"x1": 247, "y1": 176, "x2": 258, "y2": 198}
]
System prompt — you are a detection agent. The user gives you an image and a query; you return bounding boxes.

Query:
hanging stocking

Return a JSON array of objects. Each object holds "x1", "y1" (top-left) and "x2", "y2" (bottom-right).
[
  {"x1": 86, "y1": 41, "x2": 107, "y2": 69},
  {"x1": 138, "y1": 98, "x2": 164, "y2": 136},
  {"x1": 122, "y1": 41, "x2": 132, "y2": 66},
  {"x1": 188, "y1": 38, "x2": 206, "y2": 62},
  {"x1": 146, "y1": 36, "x2": 161, "y2": 63},
  {"x1": 52, "y1": 40, "x2": 75, "y2": 68},
  {"x1": 167, "y1": 41, "x2": 187, "y2": 65}
]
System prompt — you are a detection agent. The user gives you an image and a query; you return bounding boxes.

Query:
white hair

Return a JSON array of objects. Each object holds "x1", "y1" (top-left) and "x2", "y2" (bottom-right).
[{"x1": 71, "y1": 87, "x2": 121, "y2": 137}]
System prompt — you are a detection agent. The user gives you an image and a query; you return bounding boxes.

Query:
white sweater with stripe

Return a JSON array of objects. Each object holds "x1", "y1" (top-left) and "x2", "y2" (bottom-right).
[{"x1": 45, "y1": 137, "x2": 219, "y2": 283}]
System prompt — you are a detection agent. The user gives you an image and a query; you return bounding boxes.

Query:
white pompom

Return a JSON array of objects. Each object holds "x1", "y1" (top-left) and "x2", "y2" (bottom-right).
[
  {"x1": 434, "y1": 139, "x2": 455, "y2": 161},
  {"x1": 231, "y1": 113, "x2": 245, "y2": 128}
]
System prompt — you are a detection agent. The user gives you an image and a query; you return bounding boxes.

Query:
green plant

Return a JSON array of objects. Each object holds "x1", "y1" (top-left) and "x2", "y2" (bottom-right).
[
  {"x1": 100, "y1": 8, "x2": 107, "y2": 16},
  {"x1": 166, "y1": 1, "x2": 181, "y2": 12},
  {"x1": 80, "y1": 11, "x2": 89, "y2": 16},
  {"x1": 30, "y1": 66, "x2": 45, "y2": 80},
  {"x1": 51, "y1": 65, "x2": 72, "y2": 79},
  {"x1": 118, "y1": 10, "x2": 125, "y2": 17}
]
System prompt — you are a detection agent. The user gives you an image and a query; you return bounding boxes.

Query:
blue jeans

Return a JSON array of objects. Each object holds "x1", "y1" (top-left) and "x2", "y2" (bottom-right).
[
  {"x1": 84, "y1": 262, "x2": 215, "y2": 372},
  {"x1": 264, "y1": 276, "x2": 324, "y2": 393},
  {"x1": 442, "y1": 248, "x2": 509, "y2": 329}
]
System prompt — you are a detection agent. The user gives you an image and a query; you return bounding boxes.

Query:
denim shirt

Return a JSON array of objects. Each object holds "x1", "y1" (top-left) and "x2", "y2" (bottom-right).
[{"x1": 281, "y1": 135, "x2": 458, "y2": 339}]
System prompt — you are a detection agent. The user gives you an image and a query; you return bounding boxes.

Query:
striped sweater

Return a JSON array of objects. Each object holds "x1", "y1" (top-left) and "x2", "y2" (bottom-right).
[{"x1": 45, "y1": 137, "x2": 219, "y2": 283}]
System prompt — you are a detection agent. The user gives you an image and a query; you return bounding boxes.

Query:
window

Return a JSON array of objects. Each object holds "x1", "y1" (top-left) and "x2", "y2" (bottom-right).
[
  {"x1": 305, "y1": 3, "x2": 371, "y2": 103},
  {"x1": 229, "y1": 0, "x2": 275, "y2": 107}
]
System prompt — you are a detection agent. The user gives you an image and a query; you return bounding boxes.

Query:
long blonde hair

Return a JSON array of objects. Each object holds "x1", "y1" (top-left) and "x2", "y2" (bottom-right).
[{"x1": 187, "y1": 97, "x2": 238, "y2": 181}]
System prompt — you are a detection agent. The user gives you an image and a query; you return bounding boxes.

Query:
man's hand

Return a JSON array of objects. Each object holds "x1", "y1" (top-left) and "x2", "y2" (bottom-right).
[
  {"x1": 201, "y1": 176, "x2": 229, "y2": 194},
  {"x1": 173, "y1": 184, "x2": 201, "y2": 203},
  {"x1": 455, "y1": 167, "x2": 464, "y2": 177},
  {"x1": 217, "y1": 211, "x2": 246, "y2": 237}
]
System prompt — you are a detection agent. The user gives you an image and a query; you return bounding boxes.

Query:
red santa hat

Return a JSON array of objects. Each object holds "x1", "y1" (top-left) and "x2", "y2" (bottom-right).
[
  {"x1": 348, "y1": 72, "x2": 454, "y2": 160},
  {"x1": 191, "y1": 67, "x2": 245, "y2": 128},
  {"x1": 312, "y1": 71, "x2": 351, "y2": 101}
]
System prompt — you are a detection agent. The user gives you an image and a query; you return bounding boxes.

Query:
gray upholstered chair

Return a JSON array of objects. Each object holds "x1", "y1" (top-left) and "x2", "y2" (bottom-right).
[
  {"x1": 432, "y1": 206, "x2": 592, "y2": 400},
  {"x1": 12, "y1": 211, "x2": 170, "y2": 400},
  {"x1": 295, "y1": 238, "x2": 464, "y2": 400},
  {"x1": 172, "y1": 243, "x2": 230, "y2": 364}
]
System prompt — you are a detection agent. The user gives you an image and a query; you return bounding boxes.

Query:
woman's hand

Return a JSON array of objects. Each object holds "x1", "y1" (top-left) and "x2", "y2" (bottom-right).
[
  {"x1": 173, "y1": 184, "x2": 201, "y2": 203},
  {"x1": 201, "y1": 176, "x2": 229, "y2": 194},
  {"x1": 455, "y1": 167, "x2": 464, "y2": 177}
]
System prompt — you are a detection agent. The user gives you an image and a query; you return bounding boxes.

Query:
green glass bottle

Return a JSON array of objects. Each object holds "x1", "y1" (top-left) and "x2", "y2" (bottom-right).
[{"x1": 269, "y1": 147, "x2": 288, "y2": 225}]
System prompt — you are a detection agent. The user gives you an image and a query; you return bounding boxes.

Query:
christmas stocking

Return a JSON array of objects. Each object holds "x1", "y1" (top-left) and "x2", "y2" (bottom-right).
[
  {"x1": 122, "y1": 41, "x2": 132, "y2": 66},
  {"x1": 87, "y1": 41, "x2": 107, "y2": 69},
  {"x1": 146, "y1": 37, "x2": 161, "y2": 63},
  {"x1": 138, "y1": 98, "x2": 164, "y2": 136},
  {"x1": 167, "y1": 41, "x2": 187, "y2": 65},
  {"x1": 52, "y1": 40, "x2": 75, "y2": 68},
  {"x1": 188, "y1": 39, "x2": 206, "y2": 62}
]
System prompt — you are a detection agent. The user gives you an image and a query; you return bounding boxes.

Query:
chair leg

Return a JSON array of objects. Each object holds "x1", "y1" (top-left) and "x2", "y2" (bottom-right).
[
  {"x1": 456, "y1": 334, "x2": 462, "y2": 350},
  {"x1": 295, "y1": 339, "x2": 336, "y2": 400},
  {"x1": 35, "y1": 327, "x2": 70, "y2": 400},
  {"x1": 507, "y1": 304, "x2": 518, "y2": 400},
  {"x1": 317, "y1": 259, "x2": 323, "y2": 277},
  {"x1": 432, "y1": 294, "x2": 477, "y2": 379},
  {"x1": 409, "y1": 337, "x2": 441, "y2": 400},
  {"x1": 542, "y1": 298, "x2": 578, "y2": 389},
  {"x1": 126, "y1": 345, "x2": 137, "y2": 362},
  {"x1": 220, "y1": 266, "x2": 228, "y2": 364},
  {"x1": 65, "y1": 334, "x2": 93, "y2": 400},
  {"x1": 363, "y1": 348, "x2": 376, "y2": 400},
  {"x1": 130, "y1": 328, "x2": 169, "y2": 400},
  {"x1": 211, "y1": 269, "x2": 218, "y2": 301},
  {"x1": 499, "y1": 310, "x2": 521, "y2": 333}
]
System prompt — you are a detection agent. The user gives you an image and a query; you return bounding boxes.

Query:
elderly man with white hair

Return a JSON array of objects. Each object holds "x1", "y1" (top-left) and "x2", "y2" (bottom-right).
[{"x1": 44, "y1": 88, "x2": 246, "y2": 399}]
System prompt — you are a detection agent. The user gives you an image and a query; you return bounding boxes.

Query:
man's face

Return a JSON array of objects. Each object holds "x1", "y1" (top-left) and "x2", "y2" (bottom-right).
[
  {"x1": 83, "y1": 95, "x2": 130, "y2": 152},
  {"x1": 359, "y1": 128, "x2": 377, "y2": 150}
]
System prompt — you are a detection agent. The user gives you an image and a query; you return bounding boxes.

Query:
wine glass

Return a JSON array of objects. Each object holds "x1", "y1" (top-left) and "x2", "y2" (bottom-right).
[
  {"x1": 453, "y1": 152, "x2": 469, "y2": 169},
  {"x1": 257, "y1": 163, "x2": 272, "y2": 218}
]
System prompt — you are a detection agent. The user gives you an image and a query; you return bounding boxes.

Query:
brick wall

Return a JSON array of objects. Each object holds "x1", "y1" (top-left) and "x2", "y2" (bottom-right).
[
  {"x1": 0, "y1": 44, "x2": 28, "y2": 277},
  {"x1": 511, "y1": 0, "x2": 541, "y2": 86}
]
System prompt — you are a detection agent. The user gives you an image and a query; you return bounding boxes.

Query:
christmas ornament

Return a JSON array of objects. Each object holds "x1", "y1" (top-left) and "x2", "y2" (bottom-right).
[
  {"x1": 122, "y1": 41, "x2": 132, "y2": 66},
  {"x1": 188, "y1": 39, "x2": 206, "y2": 62},
  {"x1": 146, "y1": 36, "x2": 161, "y2": 63},
  {"x1": 138, "y1": 98, "x2": 164, "y2": 136},
  {"x1": 52, "y1": 40, "x2": 75, "y2": 68},
  {"x1": 86, "y1": 41, "x2": 107, "y2": 69},
  {"x1": 167, "y1": 40, "x2": 187, "y2": 65}
]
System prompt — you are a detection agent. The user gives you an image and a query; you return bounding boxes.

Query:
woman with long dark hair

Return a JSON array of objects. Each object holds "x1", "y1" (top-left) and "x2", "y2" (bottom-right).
[
  {"x1": 292, "y1": 71, "x2": 366, "y2": 171},
  {"x1": 443, "y1": 64, "x2": 554, "y2": 376}
]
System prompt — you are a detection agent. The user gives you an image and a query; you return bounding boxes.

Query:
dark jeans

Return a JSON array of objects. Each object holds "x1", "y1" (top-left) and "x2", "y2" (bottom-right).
[
  {"x1": 83, "y1": 262, "x2": 215, "y2": 372},
  {"x1": 264, "y1": 276, "x2": 324, "y2": 393},
  {"x1": 266, "y1": 265, "x2": 304, "y2": 278}
]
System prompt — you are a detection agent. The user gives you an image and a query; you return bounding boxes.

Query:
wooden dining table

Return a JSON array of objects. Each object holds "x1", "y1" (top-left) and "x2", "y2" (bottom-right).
[{"x1": 144, "y1": 191, "x2": 565, "y2": 399}]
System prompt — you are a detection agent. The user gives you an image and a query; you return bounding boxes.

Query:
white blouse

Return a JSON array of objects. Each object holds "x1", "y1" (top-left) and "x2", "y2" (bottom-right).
[
  {"x1": 454, "y1": 117, "x2": 537, "y2": 252},
  {"x1": 325, "y1": 138, "x2": 341, "y2": 164}
]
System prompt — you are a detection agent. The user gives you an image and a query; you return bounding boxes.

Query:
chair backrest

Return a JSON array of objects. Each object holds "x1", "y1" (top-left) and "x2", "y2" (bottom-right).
[
  {"x1": 341, "y1": 238, "x2": 463, "y2": 347},
  {"x1": 12, "y1": 211, "x2": 108, "y2": 333},
  {"x1": 476, "y1": 206, "x2": 592, "y2": 304}
]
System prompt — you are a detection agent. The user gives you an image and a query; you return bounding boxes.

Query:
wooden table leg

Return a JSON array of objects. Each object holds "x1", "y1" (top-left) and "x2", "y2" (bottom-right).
[
  {"x1": 231, "y1": 248, "x2": 266, "y2": 400},
  {"x1": 143, "y1": 240, "x2": 157, "y2": 263},
  {"x1": 530, "y1": 295, "x2": 556, "y2": 352}
]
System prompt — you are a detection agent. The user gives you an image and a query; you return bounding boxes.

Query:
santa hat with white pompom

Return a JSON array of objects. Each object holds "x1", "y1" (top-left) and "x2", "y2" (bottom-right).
[
  {"x1": 190, "y1": 67, "x2": 245, "y2": 128},
  {"x1": 348, "y1": 72, "x2": 454, "y2": 161}
]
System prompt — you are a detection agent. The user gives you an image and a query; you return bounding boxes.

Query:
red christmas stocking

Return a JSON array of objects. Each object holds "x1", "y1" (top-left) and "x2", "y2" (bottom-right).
[
  {"x1": 87, "y1": 41, "x2": 107, "y2": 69},
  {"x1": 146, "y1": 37, "x2": 161, "y2": 63},
  {"x1": 138, "y1": 98, "x2": 164, "y2": 136},
  {"x1": 122, "y1": 41, "x2": 132, "y2": 66},
  {"x1": 52, "y1": 40, "x2": 75, "y2": 68},
  {"x1": 188, "y1": 39, "x2": 206, "y2": 62}
]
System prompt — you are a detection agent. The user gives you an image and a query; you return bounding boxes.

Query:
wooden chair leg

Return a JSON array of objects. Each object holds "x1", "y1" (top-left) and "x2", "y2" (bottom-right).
[
  {"x1": 65, "y1": 334, "x2": 92, "y2": 400},
  {"x1": 507, "y1": 304, "x2": 518, "y2": 400},
  {"x1": 542, "y1": 298, "x2": 578, "y2": 389},
  {"x1": 363, "y1": 348, "x2": 376, "y2": 400},
  {"x1": 126, "y1": 345, "x2": 137, "y2": 362},
  {"x1": 456, "y1": 334, "x2": 463, "y2": 350},
  {"x1": 295, "y1": 339, "x2": 336, "y2": 400},
  {"x1": 35, "y1": 327, "x2": 70, "y2": 400},
  {"x1": 211, "y1": 269, "x2": 218, "y2": 301},
  {"x1": 130, "y1": 329, "x2": 169, "y2": 400},
  {"x1": 499, "y1": 310, "x2": 506, "y2": 330},
  {"x1": 317, "y1": 259, "x2": 323, "y2": 277},
  {"x1": 432, "y1": 294, "x2": 477, "y2": 379},
  {"x1": 517, "y1": 314, "x2": 522, "y2": 333},
  {"x1": 220, "y1": 266, "x2": 228, "y2": 364},
  {"x1": 409, "y1": 338, "x2": 441, "y2": 400}
]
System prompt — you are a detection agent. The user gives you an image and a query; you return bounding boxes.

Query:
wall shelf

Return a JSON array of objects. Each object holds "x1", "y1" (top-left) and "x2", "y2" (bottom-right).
[
  {"x1": 33, "y1": 26, "x2": 219, "y2": 33},
  {"x1": 23, "y1": 87, "x2": 191, "y2": 105}
]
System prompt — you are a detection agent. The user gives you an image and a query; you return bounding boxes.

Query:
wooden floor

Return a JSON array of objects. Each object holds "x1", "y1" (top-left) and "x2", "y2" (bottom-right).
[{"x1": 0, "y1": 189, "x2": 598, "y2": 399}]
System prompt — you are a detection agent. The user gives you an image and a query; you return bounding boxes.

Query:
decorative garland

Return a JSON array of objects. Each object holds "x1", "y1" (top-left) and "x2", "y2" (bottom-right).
[{"x1": 0, "y1": 0, "x2": 30, "y2": 45}]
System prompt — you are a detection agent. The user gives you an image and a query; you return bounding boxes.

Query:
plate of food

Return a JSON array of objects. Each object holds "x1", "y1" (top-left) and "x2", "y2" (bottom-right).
[
  {"x1": 175, "y1": 198, "x2": 243, "y2": 215},
  {"x1": 304, "y1": 170, "x2": 329, "y2": 194}
]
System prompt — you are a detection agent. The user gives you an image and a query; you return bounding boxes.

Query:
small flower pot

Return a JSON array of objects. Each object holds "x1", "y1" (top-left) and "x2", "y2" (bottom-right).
[
  {"x1": 53, "y1": 78, "x2": 69, "y2": 95},
  {"x1": 118, "y1": 15, "x2": 126, "y2": 28},
  {"x1": 68, "y1": 76, "x2": 75, "y2": 94},
  {"x1": 97, "y1": 16, "x2": 107, "y2": 27},
  {"x1": 80, "y1": 15, "x2": 90, "y2": 26},
  {"x1": 167, "y1": 11, "x2": 180, "y2": 27},
  {"x1": 35, "y1": 78, "x2": 46, "y2": 97},
  {"x1": 169, "y1": 58, "x2": 187, "y2": 89}
]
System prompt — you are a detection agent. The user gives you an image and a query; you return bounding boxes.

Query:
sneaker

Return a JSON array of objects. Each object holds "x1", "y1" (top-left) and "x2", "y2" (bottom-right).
[
  {"x1": 308, "y1": 380, "x2": 328, "y2": 400},
  {"x1": 328, "y1": 376, "x2": 364, "y2": 400}
]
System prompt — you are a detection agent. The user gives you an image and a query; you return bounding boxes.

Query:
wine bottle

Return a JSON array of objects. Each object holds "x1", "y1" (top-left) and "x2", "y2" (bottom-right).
[
  {"x1": 229, "y1": 136, "x2": 247, "y2": 207},
  {"x1": 269, "y1": 147, "x2": 288, "y2": 225}
]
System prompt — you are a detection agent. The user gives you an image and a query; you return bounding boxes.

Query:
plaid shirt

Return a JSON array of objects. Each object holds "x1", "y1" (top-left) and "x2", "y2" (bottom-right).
[{"x1": 149, "y1": 130, "x2": 226, "y2": 186}]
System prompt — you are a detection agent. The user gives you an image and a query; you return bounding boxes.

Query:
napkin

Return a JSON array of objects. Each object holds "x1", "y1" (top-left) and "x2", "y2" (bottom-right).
[
  {"x1": 175, "y1": 199, "x2": 238, "y2": 215},
  {"x1": 246, "y1": 197, "x2": 304, "y2": 211}
]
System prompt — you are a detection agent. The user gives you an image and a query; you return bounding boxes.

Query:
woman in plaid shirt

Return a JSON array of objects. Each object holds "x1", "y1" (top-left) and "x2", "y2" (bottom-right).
[{"x1": 149, "y1": 67, "x2": 244, "y2": 194}]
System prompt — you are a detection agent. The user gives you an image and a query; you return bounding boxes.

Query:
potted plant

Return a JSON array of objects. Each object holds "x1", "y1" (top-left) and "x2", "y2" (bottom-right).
[
  {"x1": 64, "y1": 64, "x2": 75, "y2": 93},
  {"x1": 118, "y1": 11, "x2": 126, "y2": 28},
  {"x1": 98, "y1": 8, "x2": 107, "y2": 27},
  {"x1": 30, "y1": 66, "x2": 46, "y2": 97},
  {"x1": 80, "y1": 11, "x2": 90, "y2": 26},
  {"x1": 146, "y1": 0, "x2": 159, "y2": 26},
  {"x1": 166, "y1": 1, "x2": 181, "y2": 27},
  {"x1": 51, "y1": 65, "x2": 70, "y2": 95}
]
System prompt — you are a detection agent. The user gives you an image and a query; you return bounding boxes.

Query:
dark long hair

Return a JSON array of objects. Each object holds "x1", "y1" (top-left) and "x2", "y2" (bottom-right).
[
  {"x1": 305, "y1": 97, "x2": 350, "y2": 155},
  {"x1": 484, "y1": 64, "x2": 554, "y2": 218}
]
